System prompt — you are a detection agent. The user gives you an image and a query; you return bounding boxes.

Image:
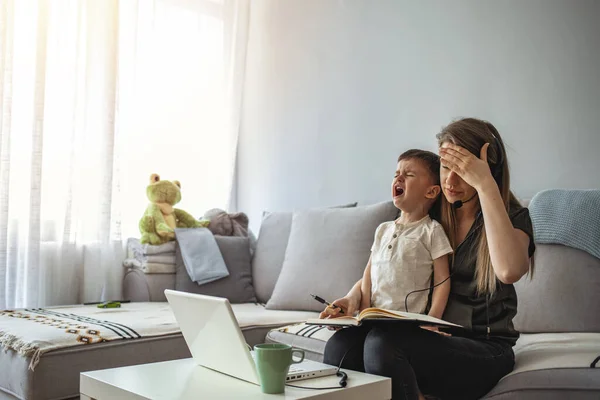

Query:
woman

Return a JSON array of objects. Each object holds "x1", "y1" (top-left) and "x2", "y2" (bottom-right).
[{"x1": 321, "y1": 118, "x2": 535, "y2": 399}]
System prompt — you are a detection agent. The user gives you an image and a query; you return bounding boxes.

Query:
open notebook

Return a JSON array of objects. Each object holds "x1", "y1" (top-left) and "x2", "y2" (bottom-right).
[{"x1": 306, "y1": 307, "x2": 463, "y2": 329}]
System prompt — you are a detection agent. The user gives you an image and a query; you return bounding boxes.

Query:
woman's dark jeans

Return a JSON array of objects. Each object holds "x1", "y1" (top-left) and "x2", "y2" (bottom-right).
[{"x1": 323, "y1": 323, "x2": 514, "y2": 400}]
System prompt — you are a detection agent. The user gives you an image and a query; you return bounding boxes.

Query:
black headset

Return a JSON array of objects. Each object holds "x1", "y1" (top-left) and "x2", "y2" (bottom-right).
[{"x1": 490, "y1": 134, "x2": 505, "y2": 183}]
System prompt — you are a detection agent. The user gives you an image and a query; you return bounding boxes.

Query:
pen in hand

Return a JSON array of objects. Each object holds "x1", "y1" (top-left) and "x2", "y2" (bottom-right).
[{"x1": 310, "y1": 294, "x2": 344, "y2": 314}]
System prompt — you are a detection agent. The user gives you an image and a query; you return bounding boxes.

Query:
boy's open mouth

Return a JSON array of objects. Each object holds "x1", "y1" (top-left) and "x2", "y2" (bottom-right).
[{"x1": 395, "y1": 186, "x2": 404, "y2": 196}]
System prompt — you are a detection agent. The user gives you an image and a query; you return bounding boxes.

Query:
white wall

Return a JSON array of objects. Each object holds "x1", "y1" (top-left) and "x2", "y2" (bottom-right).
[{"x1": 237, "y1": 0, "x2": 600, "y2": 232}]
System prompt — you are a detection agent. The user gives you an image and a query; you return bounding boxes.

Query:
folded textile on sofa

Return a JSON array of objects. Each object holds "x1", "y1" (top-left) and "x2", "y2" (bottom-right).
[
  {"x1": 127, "y1": 237, "x2": 177, "y2": 257},
  {"x1": 174, "y1": 227, "x2": 229, "y2": 285},
  {"x1": 529, "y1": 189, "x2": 600, "y2": 259},
  {"x1": 135, "y1": 254, "x2": 176, "y2": 265},
  {"x1": 123, "y1": 258, "x2": 176, "y2": 274}
]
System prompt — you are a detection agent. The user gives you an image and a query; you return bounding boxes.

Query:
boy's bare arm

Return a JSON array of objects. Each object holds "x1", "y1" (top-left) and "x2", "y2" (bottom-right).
[
  {"x1": 359, "y1": 256, "x2": 372, "y2": 311},
  {"x1": 428, "y1": 254, "x2": 451, "y2": 319}
]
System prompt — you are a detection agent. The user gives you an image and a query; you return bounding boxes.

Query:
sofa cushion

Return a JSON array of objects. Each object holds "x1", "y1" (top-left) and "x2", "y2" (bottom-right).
[
  {"x1": 265, "y1": 328, "x2": 600, "y2": 399},
  {"x1": 0, "y1": 302, "x2": 315, "y2": 400},
  {"x1": 0, "y1": 333, "x2": 190, "y2": 400},
  {"x1": 266, "y1": 201, "x2": 398, "y2": 312},
  {"x1": 266, "y1": 322, "x2": 335, "y2": 362},
  {"x1": 251, "y1": 211, "x2": 294, "y2": 305},
  {"x1": 175, "y1": 236, "x2": 257, "y2": 303},
  {"x1": 482, "y1": 369, "x2": 600, "y2": 399},
  {"x1": 252, "y1": 202, "x2": 357, "y2": 304},
  {"x1": 123, "y1": 268, "x2": 175, "y2": 302},
  {"x1": 509, "y1": 332, "x2": 600, "y2": 376},
  {"x1": 514, "y1": 244, "x2": 600, "y2": 333},
  {"x1": 231, "y1": 303, "x2": 319, "y2": 329},
  {"x1": 482, "y1": 332, "x2": 600, "y2": 399}
]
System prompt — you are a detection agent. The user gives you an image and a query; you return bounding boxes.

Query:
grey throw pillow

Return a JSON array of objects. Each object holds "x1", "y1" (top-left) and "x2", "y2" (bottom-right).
[
  {"x1": 266, "y1": 201, "x2": 398, "y2": 312},
  {"x1": 252, "y1": 202, "x2": 357, "y2": 304},
  {"x1": 514, "y1": 244, "x2": 600, "y2": 333},
  {"x1": 175, "y1": 236, "x2": 257, "y2": 303}
]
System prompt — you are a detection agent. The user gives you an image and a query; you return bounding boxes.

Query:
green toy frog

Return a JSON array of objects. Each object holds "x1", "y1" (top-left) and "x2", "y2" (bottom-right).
[{"x1": 139, "y1": 173, "x2": 208, "y2": 245}]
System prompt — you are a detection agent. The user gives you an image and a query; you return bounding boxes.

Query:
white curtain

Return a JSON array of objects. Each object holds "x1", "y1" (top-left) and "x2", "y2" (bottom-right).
[{"x1": 0, "y1": 0, "x2": 249, "y2": 309}]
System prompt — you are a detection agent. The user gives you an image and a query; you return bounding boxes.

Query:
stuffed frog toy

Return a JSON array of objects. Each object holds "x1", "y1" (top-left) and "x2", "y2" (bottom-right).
[{"x1": 139, "y1": 173, "x2": 208, "y2": 245}]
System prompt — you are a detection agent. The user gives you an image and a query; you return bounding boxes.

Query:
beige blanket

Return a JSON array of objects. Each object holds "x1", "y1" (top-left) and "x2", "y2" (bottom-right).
[{"x1": 0, "y1": 303, "x2": 179, "y2": 371}]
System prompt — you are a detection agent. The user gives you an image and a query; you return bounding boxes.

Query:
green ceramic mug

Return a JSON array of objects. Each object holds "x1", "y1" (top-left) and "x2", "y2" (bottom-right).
[{"x1": 254, "y1": 343, "x2": 305, "y2": 394}]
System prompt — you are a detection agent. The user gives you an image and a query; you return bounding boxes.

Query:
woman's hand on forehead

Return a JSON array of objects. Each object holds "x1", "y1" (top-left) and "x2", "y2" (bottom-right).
[
  {"x1": 440, "y1": 142, "x2": 473, "y2": 157},
  {"x1": 439, "y1": 142, "x2": 494, "y2": 191}
]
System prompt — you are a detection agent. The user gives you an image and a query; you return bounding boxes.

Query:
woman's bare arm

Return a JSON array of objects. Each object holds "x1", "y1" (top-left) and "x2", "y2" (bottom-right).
[{"x1": 478, "y1": 180, "x2": 530, "y2": 283}]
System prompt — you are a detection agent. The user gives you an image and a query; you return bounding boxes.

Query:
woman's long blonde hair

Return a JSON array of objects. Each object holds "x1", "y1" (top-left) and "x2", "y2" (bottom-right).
[{"x1": 436, "y1": 118, "x2": 532, "y2": 295}]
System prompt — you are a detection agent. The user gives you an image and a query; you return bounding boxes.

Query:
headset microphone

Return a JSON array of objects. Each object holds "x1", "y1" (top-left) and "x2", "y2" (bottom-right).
[{"x1": 452, "y1": 193, "x2": 478, "y2": 209}]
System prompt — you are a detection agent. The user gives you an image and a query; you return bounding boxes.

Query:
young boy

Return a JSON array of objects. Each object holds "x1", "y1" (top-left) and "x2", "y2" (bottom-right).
[{"x1": 359, "y1": 149, "x2": 453, "y2": 319}]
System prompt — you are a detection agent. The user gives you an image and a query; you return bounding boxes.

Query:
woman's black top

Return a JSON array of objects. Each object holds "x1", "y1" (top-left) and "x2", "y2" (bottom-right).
[{"x1": 442, "y1": 205, "x2": 536, "y2": 345}]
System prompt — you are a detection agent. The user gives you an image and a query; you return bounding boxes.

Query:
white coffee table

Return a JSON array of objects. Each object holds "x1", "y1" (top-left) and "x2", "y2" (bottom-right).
[{"x1": 80, "y1": 357, "x2": 391, "y2": 399}]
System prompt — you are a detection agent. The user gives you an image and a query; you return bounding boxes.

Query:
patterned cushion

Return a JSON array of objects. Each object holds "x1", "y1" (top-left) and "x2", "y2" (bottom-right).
[{"x1": 265, "y1": 323, "x2": 336, "y2": 362}]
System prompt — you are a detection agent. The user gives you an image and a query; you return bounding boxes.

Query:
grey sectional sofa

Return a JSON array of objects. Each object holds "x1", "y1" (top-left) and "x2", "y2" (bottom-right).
[
  {"x1": 1, "y1": 197, "x2": 598, "y2": 399},
  {"x1": 128, "y1": 197, "x2": 600, "y2": 399}
]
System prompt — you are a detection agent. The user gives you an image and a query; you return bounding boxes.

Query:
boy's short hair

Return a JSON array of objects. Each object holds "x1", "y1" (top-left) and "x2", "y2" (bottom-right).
[{"x1": 397, "y1": 149, "x2": 441, "y2": 185}]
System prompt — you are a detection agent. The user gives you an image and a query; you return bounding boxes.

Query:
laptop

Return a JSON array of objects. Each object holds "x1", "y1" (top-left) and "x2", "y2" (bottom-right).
[{"x1": 165, "y1": 289, "x2": 338, "y2": 385}]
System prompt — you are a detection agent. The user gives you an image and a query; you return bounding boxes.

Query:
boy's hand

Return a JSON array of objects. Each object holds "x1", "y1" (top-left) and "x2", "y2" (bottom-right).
[
  {"x1": 319, "y1": 297, "x2": 357, "y2": 331},
  {"x1": 318, "y1": 297, "x2": 356, "y2": 319}
]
